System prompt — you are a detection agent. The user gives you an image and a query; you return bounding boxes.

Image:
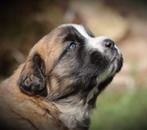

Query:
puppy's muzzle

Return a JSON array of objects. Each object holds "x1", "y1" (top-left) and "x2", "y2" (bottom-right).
[
  {"x1": 102, "y1": 38, "x2": 123, "y2": 73},
  {"x1": 102, "y1": 38, "x2": 123, "y2": 72},
  {"x1": 88, "y1": 36, "x2": 123, "y2": 73}
]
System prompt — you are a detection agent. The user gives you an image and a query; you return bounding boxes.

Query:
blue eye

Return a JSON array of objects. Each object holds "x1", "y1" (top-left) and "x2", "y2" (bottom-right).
[{"x1": 68, "y1": 41, "x2": 77, "y2": 50}]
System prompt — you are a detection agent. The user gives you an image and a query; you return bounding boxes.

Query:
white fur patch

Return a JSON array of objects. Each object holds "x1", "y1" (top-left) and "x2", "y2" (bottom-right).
[
  {"x1": 60, "y1": 24, "x2": 110, "y2": 53},
  {"x1": 60, "y1": 24, "x2": 90, "y2": 39},
  {"x1": 86, "y1": 36, "x2": 110, "y2": 53}
]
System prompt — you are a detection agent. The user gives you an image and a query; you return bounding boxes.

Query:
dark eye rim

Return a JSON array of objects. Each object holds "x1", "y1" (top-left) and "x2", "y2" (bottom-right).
[
  {"x1": 57, "y1": 41, "x2": 78, "y2": 62},
  {"x1": 68, "y1": 41, "x2": 78, "y2": 50}
]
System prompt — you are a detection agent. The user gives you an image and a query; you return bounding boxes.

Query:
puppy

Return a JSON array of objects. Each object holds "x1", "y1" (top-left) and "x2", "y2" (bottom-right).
[{"x1": 0, "y1": 24, "x2": 123, "y2": 130}]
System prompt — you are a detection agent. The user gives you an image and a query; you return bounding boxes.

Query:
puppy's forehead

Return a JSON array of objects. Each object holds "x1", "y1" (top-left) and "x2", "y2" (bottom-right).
[{"x1": 59, "y1": 24, "x2": 94, "y2": 38}]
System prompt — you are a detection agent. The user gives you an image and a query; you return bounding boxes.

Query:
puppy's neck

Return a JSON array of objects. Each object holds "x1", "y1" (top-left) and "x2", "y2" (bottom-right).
[{"x1": 53, "y1": 93, "x2": 96, "y2": 130}]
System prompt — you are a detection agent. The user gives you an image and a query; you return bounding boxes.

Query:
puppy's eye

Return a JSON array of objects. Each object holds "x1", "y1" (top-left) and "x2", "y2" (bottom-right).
[{"x1": 68, "y1": 41, "x2": 77, "y2": 50}]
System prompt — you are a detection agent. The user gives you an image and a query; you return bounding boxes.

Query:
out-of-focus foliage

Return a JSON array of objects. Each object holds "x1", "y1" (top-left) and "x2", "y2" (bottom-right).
[
  {"x1": 91, "y1": 87, "x2": 147, "y2": 130},
  {"x1": 0, "y1": 0, "x2": 69, "y2": 42}
]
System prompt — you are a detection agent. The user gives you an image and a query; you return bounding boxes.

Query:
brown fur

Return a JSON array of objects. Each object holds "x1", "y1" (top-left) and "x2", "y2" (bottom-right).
[{"x1": 0, "y1": 28, "x2": 69, "y2": 130}]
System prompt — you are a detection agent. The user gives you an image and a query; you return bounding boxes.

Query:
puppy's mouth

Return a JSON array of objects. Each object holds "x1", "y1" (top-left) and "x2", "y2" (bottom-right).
[
  {"x1": 115, "y1": 55, "x2": 123, "y2": 73},
  {"x1": 110, "y1": 50, "x2": 123, "y2": 73}
]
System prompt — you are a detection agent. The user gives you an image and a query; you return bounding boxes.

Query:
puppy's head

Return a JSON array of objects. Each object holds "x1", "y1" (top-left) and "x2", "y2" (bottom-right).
[{"x1": 18, "y1": 24, "x2": 123, "y2": 101}]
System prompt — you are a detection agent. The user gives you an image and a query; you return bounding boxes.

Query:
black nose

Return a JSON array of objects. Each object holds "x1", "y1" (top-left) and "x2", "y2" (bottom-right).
[{"x1": 104, "y1": 39, "x2": 115, "y2": 49}]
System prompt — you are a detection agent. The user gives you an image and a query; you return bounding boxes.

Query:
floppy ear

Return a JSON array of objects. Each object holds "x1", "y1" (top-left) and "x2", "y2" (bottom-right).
[{"x1": 18, "y1": 54, "x2": 47, "y2": 97}]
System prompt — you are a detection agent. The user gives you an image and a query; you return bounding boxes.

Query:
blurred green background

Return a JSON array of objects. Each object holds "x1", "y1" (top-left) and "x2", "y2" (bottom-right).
[{"x1": 0, "y1": 0, "x2": 147, "y2": 130}]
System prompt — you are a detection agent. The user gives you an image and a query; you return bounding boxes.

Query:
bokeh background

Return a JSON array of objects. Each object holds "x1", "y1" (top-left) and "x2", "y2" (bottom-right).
[{"x1": 0, "y1": 0, "x2": 147, "y2": 130}]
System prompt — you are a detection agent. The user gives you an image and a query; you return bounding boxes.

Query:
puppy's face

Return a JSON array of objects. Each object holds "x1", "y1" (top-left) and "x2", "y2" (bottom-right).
[{"x1": 19, "y1": 24, "x2": 123, "y2": 101}]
